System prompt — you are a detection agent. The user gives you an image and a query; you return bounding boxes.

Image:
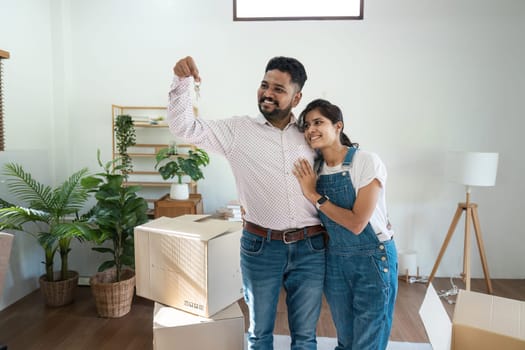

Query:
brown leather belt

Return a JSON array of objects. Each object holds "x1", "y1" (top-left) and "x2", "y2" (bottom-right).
[{"x1": 243, "y1": 221, "x2": 325, "y2": 244}]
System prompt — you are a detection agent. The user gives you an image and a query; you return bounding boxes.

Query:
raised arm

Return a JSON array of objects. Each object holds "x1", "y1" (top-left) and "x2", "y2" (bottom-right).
[{"x1": 167, "y1": 56, "x2": 234, "y2": 156}]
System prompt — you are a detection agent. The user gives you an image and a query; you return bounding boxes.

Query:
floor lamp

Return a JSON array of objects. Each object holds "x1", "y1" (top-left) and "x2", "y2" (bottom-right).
[{"x1": 428, "y1": 151, "x2": 499, "y2": 293}]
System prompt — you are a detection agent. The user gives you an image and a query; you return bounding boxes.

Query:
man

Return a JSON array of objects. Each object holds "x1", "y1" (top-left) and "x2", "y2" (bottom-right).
[{"x1": 168, "y1": 56, "x2": 326, "y2": 350}]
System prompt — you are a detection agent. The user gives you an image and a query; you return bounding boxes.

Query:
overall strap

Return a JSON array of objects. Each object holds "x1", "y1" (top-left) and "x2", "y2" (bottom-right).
[
  {"x1": 313, "y1": 153, "x2": 324, "y2": 174},
  {"x1": 314, "y1": 147, "x2": 358, "y2": 173},
  {"x1": 342, "y1": 147, "x2": 358, "y2": 166}
]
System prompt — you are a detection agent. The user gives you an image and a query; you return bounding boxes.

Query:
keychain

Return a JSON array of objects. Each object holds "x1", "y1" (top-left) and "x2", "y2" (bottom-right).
[
  {"x1": 194, "y1": 81, "x2": 200, "y2": 101},
  {"x1": 193, "y1": 80, "x2": 200, "y2": 117}
]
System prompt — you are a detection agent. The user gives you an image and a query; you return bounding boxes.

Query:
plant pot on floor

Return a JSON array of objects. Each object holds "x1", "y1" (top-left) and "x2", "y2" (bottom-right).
[
  {"x1": 39, "y1": 271, "x2": 79, "y2": 307},
  {"x1": 90, "y1": 268, "x2": 135, "y2": 318}
]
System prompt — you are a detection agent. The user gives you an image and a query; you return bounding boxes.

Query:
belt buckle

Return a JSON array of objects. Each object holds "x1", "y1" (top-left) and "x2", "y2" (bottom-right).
[{"x1": 282, "y1": 229, "x2": 299, "y2": 244}]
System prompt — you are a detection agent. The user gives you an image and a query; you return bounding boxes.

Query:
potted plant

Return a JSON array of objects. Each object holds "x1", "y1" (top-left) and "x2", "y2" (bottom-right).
[
  {"x1": 155, "y1": 144, "x2": 210, "y2": 200},
  {"x1": 81, "y1": 151, "x2": 148, "y2": 318},
  {"x1": 114, "y1": 114, "x2": 136, "y2": 178},
  {"x1": 0, "y1": 163, "x2": 92, "y2": 306}
]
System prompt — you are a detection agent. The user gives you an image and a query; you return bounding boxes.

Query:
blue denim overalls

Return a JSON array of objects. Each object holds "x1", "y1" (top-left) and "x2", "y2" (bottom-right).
[{"x1": 316, "y1": 147, "x2": 398, "y2": 350}]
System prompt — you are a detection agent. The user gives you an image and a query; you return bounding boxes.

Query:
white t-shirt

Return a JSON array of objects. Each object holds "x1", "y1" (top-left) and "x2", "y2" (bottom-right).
[{"x1": 319, "y1": 150, "x2": 394, "y2": 242}]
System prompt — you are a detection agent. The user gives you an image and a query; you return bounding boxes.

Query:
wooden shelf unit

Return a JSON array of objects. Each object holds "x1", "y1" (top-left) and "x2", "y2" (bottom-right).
[{"x1": 112, "y1": 105, "x2": 199, "y2": 210}]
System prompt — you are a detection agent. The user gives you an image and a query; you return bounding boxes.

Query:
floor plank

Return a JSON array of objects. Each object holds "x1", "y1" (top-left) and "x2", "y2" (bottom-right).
[{"x1": 1, "y1": 278, "x2": 523, "y2": 349}]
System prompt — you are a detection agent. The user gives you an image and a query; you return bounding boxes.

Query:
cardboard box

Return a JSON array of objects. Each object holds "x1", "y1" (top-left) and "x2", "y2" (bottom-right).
[
  {"x1": 153, "y1": 301, "x2": 245, "y2": 350},
  {"x1": 135, "y1": 215, "x2": 243, "y2": 317},
  {"x1": 419, "y1": 284, "x2": 525, "y2": 350}
]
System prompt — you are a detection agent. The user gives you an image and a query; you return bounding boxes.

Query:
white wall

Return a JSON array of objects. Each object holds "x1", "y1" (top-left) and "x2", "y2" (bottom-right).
[
  {"x1": 1, "y1": 0, "x2": 524, "y2": 309},
  {"x1": 0, "y1": 0, "x2": 56, "y2": 310}
]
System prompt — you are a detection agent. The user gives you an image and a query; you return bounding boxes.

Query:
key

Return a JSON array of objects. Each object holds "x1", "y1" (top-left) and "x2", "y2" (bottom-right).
[{"x1": 194, "y1": 81, "x2": 200, "y2": 101}]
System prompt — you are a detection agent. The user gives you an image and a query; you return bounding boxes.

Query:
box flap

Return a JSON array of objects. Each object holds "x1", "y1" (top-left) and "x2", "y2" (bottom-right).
[
  {"x1": 153, "y1": 302, "x2": 243, "y2": 328},
  {"x1": 212, "y1": 302, "x2": 243, "y2": 320},
  {"x1": 419, "y1": 283, "x2": 452, "y2": 350},
  {"x1": 154, "y1": 302, "x2": 210, "y2": 328},
  {"x1": 454, "y1": 289, "x2": 524, "y2": 341},
  {"x1": 136, "y1": 215, "x2": 241, "y2": 241},
  {"x1": 170, "y1": 214, "x2": 211, "y2": 222},
  {"x1": 521, "y1": 302, "x2": 525, "y2": 340}
]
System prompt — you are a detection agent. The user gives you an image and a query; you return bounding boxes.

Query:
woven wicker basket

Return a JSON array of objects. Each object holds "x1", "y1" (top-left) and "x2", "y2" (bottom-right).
[
  {"x1": 39, "y1": 271, "x2": 79, "y2": 307},
  {"x1": 90, "y1": 268, "x2": 135, "y2": 318}
]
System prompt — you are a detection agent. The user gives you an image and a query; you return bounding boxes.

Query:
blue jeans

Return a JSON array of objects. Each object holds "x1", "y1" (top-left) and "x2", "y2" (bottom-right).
[
  {"x1": 325, "y1": 239, "x2": 398, "y2": 350},
  {"x1": 240, "y1": 230, "x2": 326, "y2": 350},
  {"x1": 316, "y1": 147, "x2": 398, "y2": 350}
]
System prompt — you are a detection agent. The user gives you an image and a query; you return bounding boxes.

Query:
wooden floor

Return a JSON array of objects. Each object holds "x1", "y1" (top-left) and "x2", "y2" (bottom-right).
[{"x1": 1, "y1": 278, "x2": 523, "y2": 349}]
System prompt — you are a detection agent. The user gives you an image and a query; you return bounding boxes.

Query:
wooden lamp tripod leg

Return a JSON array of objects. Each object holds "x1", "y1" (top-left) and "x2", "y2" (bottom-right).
[
  {"x1": 471, "y1": 205, "x2": 493, "y2": 294},
  {"x1": 427, "y1": 205, "x2": 463, "y2": 286},
  {"x1": 463, "y1": 204, "x2": 472, "y2": 290}
]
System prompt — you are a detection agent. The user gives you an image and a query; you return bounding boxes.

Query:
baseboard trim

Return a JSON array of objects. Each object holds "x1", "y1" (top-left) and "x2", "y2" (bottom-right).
[{"x1": 78, "y1": 276, "x2": 90, "y2": 286}]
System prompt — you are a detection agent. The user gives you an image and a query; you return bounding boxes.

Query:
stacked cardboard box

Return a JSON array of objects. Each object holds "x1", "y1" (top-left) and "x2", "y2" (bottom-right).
[
  {"x1": 153, "y1": 301, "x2": 244, "y2": 350},
  {"x1": 134, "y1": 215, "x2": 245, "y2": 350}
]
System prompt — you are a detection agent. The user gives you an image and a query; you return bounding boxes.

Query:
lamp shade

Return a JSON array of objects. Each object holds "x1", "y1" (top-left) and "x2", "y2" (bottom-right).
[{"x1": 446, "y1": 151, "x2": 499, "y2": 187}]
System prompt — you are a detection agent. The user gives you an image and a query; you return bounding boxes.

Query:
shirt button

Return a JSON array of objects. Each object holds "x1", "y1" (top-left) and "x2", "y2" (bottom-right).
[
  {"x1": 379, "y1": 245, "x2": 384, "y2": 250},
  {"x1": 383, "y1": 268, "x2": 389, "y2": 273},
  {"x1": 381, "y1": 256, "x2": 386, "y2": 261}
]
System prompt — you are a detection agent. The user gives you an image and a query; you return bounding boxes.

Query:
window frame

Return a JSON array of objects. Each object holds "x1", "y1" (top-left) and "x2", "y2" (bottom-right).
[
  {"x1": 233, "y1": 0, "x2": 364, "y2": 21},
  {"x1": 0, "y1": 49, "x2": 9, "y2": 152}
]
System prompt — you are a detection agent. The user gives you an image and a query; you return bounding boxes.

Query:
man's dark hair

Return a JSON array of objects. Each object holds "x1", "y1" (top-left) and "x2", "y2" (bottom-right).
[{"x1": 265, "y1": 56, "x2": 307, "y2": 91}]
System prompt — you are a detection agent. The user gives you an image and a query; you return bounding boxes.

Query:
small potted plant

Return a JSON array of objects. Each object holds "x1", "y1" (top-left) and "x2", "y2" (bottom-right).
[
  {"x1": 155, "y1": 144, "x2": 210, "y2": 200},
  {"x1": 0, "y1": 163, "x2": 92, "y2": 307},
  {"x1": 82, "y1": 151, "x2": 148, "y2": 318}
]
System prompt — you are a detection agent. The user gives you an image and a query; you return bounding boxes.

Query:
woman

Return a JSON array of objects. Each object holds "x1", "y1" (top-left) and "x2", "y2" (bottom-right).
[{"x1": 293, "y1": 99, "x2": 398, "y2": 350}]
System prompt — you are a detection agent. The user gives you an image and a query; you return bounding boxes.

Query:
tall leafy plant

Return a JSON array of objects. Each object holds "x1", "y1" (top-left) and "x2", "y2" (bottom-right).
[
  {"x1": 82, "y1": 151, "x2": 148, "y2": 282},
  {"x1": 0, "y1": 163, "x2": 92, "y2": 281},
  {"x1": 114, "y1": 114, "x2": 136, "y2": 178}
]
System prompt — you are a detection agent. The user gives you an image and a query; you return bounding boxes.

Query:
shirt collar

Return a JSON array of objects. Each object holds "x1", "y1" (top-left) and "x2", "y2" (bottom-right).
[{"x1": 256, "y1": 113, "x2": 299, "y2": 130}]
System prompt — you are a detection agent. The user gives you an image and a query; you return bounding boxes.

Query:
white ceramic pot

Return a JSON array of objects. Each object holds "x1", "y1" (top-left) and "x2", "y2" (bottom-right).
[{"x1": 170, "y1": 183, "x2": 189, "y2": 200}]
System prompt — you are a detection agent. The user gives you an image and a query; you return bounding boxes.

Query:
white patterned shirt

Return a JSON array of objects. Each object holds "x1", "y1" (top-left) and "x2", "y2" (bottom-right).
[{"x1": 167, "y1": 76, "x2": 321, "y2": 230}]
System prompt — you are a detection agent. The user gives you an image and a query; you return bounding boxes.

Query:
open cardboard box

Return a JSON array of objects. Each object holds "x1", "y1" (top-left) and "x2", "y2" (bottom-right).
[
  {"x1": 135, "y1": 215, "x2": 243, "y2": 317},
  {"x1": 419, "y1": 283, "x2": 525, "y2": 350},
  {"x1": 153, "y1": 301, "x2": 244, "y2": 350}
]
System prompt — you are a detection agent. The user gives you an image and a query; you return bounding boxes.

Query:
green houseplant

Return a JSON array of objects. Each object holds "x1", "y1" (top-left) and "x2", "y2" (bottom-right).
[
  {"x1": 0, "y1": 163, "x2": 92, "y2": 306},
  {"x1": 155, "y1": 144, "x2": 210, "y2": 200},
  {"x1": 114, "y1": 114, "x2": 136, "y2": 178},
  {"x1": 82, "y1": 151, "x2": 148, "y2": 317}
]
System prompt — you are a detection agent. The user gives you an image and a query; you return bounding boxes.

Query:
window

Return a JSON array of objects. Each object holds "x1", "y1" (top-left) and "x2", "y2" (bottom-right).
[
  {"x1": 233, "y1": 0, "x2": 363, "y2": 21},
  {"x1": 0, "y1": 49, "x2": 9, "y2": 152}
]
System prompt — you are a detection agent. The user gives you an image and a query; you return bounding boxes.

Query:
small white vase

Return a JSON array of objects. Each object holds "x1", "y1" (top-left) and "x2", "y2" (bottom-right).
[{"x1": 170, "y1": 183, "x2": 189, "y2": 200}]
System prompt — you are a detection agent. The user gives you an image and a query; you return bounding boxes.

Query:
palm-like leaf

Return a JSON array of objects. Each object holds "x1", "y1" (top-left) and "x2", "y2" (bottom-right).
[
  {"x1": 2, "y1": 163, "x2": 54, "y2": 210},
  {"x1": 0, "y1": 207, "x2": 51, "y2": 230},
  {"x1": 37, "y1": 232, "x2": 58, "y2": 249},
  {"x1": 51, "y1": 222, "x2": 94, "y2": 241},
  {"x1": 52, "y1": 168, "x2": 90, "y2": 218},
  {"x1": 0, "y1": 163, "x2": 92, "y2": 282}
]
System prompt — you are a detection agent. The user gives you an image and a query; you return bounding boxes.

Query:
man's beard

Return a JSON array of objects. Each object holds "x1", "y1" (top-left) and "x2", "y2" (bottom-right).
[{"x1": 258, "y1": 97, "x2": 293, "y2": 123}]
